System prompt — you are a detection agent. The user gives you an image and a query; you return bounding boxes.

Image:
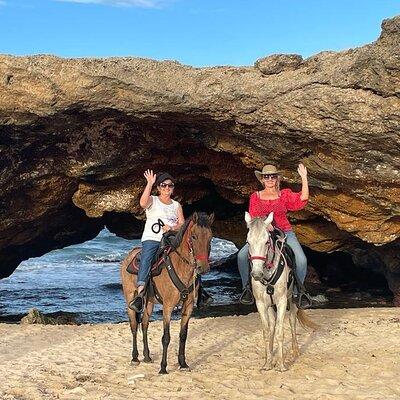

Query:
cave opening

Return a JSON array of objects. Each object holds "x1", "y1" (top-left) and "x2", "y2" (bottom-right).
[{"x1": 0, "y1": 108, "x2": 397, "y2": 315}]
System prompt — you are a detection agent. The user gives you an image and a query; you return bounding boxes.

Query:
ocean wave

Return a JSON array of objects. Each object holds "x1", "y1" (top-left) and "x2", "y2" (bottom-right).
[
  {"x1": 101, "y1": 283, "x2": 123, "y2": 290},
  {"x1": 84, "y1": 255, "x2": 124, "y2": 263}
]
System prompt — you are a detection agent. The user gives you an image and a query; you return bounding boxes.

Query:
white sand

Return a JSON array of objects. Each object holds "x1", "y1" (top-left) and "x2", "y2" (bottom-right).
[{"x1": 1, "y1": 308, "x2": 400, "y2": 400}]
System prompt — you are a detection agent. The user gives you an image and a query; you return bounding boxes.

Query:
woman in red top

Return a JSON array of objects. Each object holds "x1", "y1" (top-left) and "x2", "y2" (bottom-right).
[{"x1": 238, "y1": 163, "x2": 309, "y2": 306}]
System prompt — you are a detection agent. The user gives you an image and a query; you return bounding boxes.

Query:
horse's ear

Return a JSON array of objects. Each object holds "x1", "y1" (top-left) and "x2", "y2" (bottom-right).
[
  {"x1": 245, "y1": 211, "x2": 252, "y2": 226},
  {"x1": 264, "y1": 212, "x2": 274, "y2": 227},
  {"x1": 208, "y1": 212, "x2": 215, "y2": 225},
  {"x1": 192, "y1": 212, "x2": 199, "y2": 224}
]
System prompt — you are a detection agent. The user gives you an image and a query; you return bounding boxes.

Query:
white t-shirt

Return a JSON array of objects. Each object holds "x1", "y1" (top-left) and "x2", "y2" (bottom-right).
[{"x1": 141, "y1": 195, "x2": 180, "y2": 242}]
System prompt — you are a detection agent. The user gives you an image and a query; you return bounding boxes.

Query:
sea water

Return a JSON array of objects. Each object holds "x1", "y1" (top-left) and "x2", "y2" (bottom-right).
[{"x1": 0, "y1": 229, "x2": 240, "y2": 323}]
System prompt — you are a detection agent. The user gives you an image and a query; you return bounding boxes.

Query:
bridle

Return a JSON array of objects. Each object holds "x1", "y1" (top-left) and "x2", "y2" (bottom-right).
[
  {"x1": 162, "y1": 218, "x2": 211, "y2": 303},
  {"x1": 248, "y1": 229, "x2": 289, "y2": 299},
  {"x1": 173, "y1": 221, "x2": 210, "y2": 267},
  {"x1": 249, "y1": 235, "x2": 275, "y2": 270}
]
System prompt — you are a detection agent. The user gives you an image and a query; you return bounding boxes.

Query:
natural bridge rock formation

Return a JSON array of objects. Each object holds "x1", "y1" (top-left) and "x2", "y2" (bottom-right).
[{"x1": 0, "y1": 17, "x2": 399, "y2": 303}]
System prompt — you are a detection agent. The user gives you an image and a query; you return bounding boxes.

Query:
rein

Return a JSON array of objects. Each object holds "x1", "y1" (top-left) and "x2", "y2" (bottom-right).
[
  {"x1": 249, "y1": 236, "x2": 275, "y2": 269},
  {"x1": 186, "y1": 222, "x2": 210, "y2": 264},
  {"x1": 249, "y1": 232, "x2": 289, "y2": 300},
  {"x1": 157, "y1": 219, "x2": 209, "y2": 303}
]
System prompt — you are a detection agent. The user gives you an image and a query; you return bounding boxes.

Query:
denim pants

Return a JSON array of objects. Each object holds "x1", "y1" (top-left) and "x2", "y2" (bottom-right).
[
  {"x1": 137, "y1": 240, "x2": 160, "y2": 287},
  {"x1": 237, "y1": 230, "x2": 307, "y2": 289}
]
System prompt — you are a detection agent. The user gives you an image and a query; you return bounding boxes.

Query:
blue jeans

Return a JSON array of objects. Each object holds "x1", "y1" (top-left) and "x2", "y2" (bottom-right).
[
  {"x1": 137, "y1": 240, "x2": 160, "y2": 287},
  {"x1": 237, "y1": 230, "x2": 307, "y2": 289}
]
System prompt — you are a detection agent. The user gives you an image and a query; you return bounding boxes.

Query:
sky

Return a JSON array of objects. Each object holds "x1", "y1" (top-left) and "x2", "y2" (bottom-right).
[{"x1": 0, "y1": 0, "x2": 399, "y2": 67}]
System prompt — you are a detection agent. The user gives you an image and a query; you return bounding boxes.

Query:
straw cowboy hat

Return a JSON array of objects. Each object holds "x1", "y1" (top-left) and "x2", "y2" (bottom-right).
[{"x1": 254, "y1": 164, "x2": 280, "y2": 183}]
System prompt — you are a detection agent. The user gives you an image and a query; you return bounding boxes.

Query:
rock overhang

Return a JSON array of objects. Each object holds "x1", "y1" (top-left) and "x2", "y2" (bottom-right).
[{"x1": 0, "y1": 16, "x2": 399, "y2": 303}]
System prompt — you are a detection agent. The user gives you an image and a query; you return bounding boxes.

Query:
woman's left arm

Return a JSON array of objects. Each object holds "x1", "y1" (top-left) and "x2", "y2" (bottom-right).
[
  {"x1": 175, "y1": 204, "x2": 185, "y2": 229},
  {"x1": 298, "y1": 163, "x2": 309, "y2": 201}
]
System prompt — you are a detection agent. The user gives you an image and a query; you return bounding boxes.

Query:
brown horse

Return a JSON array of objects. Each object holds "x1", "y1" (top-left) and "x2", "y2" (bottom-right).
[{"x1": 120, "y1": 211, "x2": 213, "y2": 374}]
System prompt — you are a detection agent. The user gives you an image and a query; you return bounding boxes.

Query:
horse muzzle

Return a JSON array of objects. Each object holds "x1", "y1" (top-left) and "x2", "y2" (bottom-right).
[
  {"x1": 251, "y1": 269, "x2": 264, "y2": 281},
  {"x1": 195, "y1": 255, "x2": 210, "y2": 275}
]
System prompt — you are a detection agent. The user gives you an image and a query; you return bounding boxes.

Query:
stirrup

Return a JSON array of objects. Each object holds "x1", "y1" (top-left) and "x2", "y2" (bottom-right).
[
  {"x1": 197, "y1": 289, "x2": 214, "y2": 309},
  {"x1": 295, "y1": 292, "x2": 313, "y2": 309},
  {"x1": 239, "y1": 286, "x2": 254, "y2": 305},
  {"x1": 129, "y1": 292, "x2": 144, "y2": 313}
]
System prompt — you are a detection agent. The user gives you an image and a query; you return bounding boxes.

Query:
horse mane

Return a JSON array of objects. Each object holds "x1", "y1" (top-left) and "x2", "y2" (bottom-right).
[{"x1": 170, "y1": 212, "x2": 211, "y2": 249}]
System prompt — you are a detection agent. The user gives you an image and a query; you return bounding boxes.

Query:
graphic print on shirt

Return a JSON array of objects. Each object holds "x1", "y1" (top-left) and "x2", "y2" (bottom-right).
[{"x1": 141, "y1": 196, "x2": 180, "y2": 242}]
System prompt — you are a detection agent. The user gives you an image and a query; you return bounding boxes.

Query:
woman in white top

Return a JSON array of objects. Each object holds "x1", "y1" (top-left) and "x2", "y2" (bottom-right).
[{"x1": 129, "y1": 170, "x2": 184, "y2": 313}]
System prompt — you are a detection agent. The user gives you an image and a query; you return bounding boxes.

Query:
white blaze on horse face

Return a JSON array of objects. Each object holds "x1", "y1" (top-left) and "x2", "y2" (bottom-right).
[{"x1": 247, "y1": 219, "x2": 270, "y2": 280}]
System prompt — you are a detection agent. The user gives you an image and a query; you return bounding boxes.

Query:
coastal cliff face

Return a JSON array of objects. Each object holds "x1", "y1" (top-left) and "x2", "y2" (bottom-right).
[{"x1": 0, "y1": 17, "x2": 399, "y2": 302}]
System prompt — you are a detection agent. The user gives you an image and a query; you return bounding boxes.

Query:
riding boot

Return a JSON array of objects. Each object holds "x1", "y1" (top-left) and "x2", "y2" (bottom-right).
[
  {"x1": 129, "y1": 290, "x2": 145, "y2": 313},
  {"x1": 129, "y1": 279, "x2": 149, "y2": 313},
  {"x1": 292, "y1": 271, "x2": 313, "y2": 309},
  {"x1": 239, "y1": 282, "x2": 254, "y2": 305}
]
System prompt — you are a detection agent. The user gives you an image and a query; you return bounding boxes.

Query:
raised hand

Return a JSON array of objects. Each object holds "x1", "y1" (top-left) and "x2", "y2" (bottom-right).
[
  {"x1": 297, "y1": 163, "x2": 308, "y2": 179},
  {"x1": 144, "y1": 169, "x2": 157, "y2": 186}
]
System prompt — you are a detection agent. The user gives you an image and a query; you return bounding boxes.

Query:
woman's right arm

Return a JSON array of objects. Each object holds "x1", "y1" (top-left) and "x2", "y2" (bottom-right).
[{"x1": 139, "y1": 169, "x2": 156, "y2": 209}]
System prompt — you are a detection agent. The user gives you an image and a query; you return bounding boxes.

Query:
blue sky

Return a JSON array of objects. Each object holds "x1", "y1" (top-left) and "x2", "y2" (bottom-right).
[{"x1": 1, "y1": 0, "x2": 399, "y2": 66}]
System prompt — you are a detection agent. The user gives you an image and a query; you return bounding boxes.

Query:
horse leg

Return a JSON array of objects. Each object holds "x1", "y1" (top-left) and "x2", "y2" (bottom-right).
[
  {"x1": 127, "y1": 307, "x2": 140, "y2": 366},
  {"x1": 253, "y1": 281, "x2": 272, "y2": 370},
  {"x1": 289, "y1": 302, "x2": 300, "y2": 358},
  {"x1": 178, "y1": 298, "x2": 194, "y2": 370},
  {"x1": 275, "y1": 299, "x2": 288, "y2": 372},
  {"x1": 142, "y1": 300, "x2": 154, "y2": 363},
  {"x1": 265, "y1": 306, "x2": 276, "y2": 369},
  {"x1": 254, "y1": 295, "x2": 272, "y2": 371},
  {"x1": 159, "y1": 304, "x2": 174, "y2": 374}
]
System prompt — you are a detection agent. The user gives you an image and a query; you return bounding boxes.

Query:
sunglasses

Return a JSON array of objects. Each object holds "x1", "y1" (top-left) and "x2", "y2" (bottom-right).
[
  {"x1": 159, "y1": 182, "x2": 175, "y2": 188},
  {"x1": 262, "y1": 174, "x2": 278, "y2": 180}
]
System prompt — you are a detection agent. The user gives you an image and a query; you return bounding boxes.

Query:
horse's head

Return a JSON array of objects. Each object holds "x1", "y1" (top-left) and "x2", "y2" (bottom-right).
[
  {"x1": 187, "y1": 211, "x2": 214, "y2": 274},
  {"x1": 245, "y1": 211, "x2": 274, "y2": 281}
]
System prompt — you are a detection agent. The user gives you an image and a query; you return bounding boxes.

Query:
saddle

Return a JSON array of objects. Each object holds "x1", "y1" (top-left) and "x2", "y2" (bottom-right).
[
  {"x1": 126, "y1": 231, "x2": 177, "y2": 276},
  {"x1": 270, "y1": 228, "x2": 312, "y2": 308}
]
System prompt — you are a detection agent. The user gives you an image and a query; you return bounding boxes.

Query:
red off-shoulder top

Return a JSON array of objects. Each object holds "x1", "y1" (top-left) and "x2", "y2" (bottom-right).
[{"x1": 249, "y1": 188, "x2": 307, "y2": 232}]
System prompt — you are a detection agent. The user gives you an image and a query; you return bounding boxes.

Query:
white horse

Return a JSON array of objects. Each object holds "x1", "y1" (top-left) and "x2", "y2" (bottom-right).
[{"x1": 245, "y1": 211, "x2": 317, "y2": 371}]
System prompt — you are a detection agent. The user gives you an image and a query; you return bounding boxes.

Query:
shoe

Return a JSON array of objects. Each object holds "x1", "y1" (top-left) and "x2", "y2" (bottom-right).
[
  {"x1": 293, "y1": 292, "x2": 313, "y2": 309},
  {"x1": 197, "y1": 289, "x2": 214, "y2": 309},
  {"x1": 129, "y1": 292, "x2": 144, "y2": 313},
  {"x1": 239, "y1": 285, "x2": 254, "y2": 305}
]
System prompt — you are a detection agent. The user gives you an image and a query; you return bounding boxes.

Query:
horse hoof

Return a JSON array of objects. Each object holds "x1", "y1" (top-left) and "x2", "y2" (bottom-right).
[
  {"x1": 261, "y1": 363, "x2": 273, "y2": 371},
  {"x1": 159, "y1": 369, "x2": 168, "y2": 375},
  {"x1": 130, "y1": 359, "x2": 140, "y2": 366},
  {"x1": 292, "y1": 349, "x2": 300, "y2": 358},
  {"x1": 276, "y1": 364, "x2": 288, "y2": 372},
  {"x1": 143, "y1": 357, "x2": 153, "y2": 363},
  {"x1": 179, "y1": 365, "x2": 191, "y2": 371}
]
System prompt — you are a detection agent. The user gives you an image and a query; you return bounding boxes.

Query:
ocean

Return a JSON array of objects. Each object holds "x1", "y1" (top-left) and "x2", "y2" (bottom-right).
[
  {"x1": 0, "y1": 229, "x2": 393, "y2": 324},
  {"x1": 0, "y1": 229, "x2": 241, "y2": 323}
]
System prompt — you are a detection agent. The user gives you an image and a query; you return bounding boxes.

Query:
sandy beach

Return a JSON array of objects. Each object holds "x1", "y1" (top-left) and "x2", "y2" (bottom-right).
[{"x1": 1, "y1": 308, "x2": 399, "y2": 400}]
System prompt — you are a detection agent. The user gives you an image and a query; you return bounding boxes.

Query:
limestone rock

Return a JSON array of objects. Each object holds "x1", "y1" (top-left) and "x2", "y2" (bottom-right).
[
  {"x1": 255, "y1": 54, "x2": 303, "y2": 75},
  {"x1": 20, "y1": 308, "x2": 76, "y2": 325},
  {"x1": 0, "y1": 16, "x2": 399, "y2": 303}
]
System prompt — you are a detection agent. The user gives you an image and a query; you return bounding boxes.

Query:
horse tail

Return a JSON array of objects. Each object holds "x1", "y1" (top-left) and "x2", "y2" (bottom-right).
[{"x1": 297, "y1": 309, "x2": 319, "y2": 331}]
